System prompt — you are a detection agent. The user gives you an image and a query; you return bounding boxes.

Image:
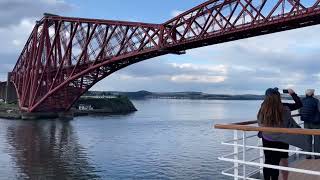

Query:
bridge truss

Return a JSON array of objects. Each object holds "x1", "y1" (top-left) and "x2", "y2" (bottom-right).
[{"x1": 11, "y1": 0, "x2": 320, "y2": 112}]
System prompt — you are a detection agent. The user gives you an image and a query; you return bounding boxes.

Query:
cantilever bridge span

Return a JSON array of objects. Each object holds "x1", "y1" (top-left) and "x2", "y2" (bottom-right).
[{"x1": 11, "y1": 0, "x2": 320, "y2": 112}]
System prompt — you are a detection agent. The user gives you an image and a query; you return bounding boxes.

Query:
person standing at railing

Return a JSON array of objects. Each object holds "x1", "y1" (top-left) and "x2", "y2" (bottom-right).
[
  {"x1": 278, "y1": 88, "x2": 303, "y2": 180},
  {"x1": 258, "y1": 88, "x2": 306, "y2": 180},
  {"x1": 299, "y1": 89, "x2": 320, "y2": 159}
]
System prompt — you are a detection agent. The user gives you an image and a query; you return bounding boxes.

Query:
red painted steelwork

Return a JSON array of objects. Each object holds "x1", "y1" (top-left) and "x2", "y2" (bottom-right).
[{"x1": 11, "y1": 0, "x2": 320, "y2": 112}]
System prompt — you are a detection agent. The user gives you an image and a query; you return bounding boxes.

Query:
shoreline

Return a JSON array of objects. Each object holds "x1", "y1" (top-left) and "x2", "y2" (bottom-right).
[
  {"x1": 0, "y1": 97, "x2": 293, "y2": 120},
  {"x1": 0, "y1": 96, "x2": 137, "y2": 120}
]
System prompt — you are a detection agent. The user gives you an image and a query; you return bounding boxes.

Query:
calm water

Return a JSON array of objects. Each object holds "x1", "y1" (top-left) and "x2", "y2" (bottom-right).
[{"x1": 0, "y1": 99, "x2": 262, "y2": 180}]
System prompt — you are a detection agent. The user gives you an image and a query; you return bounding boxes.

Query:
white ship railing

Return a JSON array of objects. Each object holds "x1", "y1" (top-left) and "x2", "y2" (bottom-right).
[{"x1": 214, "y1": 115, "x2": 320, "y2": 180}]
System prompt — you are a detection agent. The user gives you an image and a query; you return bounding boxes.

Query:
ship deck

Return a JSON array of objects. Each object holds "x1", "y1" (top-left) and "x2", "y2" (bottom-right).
[{"x1": 280, "y1": 158, "x2": 320, "y2": 180}]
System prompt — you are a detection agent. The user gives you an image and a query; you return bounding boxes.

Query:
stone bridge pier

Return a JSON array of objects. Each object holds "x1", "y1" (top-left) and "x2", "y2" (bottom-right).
[{"x1": 0, "y1": 72, "x2": 18, "y2": 104}]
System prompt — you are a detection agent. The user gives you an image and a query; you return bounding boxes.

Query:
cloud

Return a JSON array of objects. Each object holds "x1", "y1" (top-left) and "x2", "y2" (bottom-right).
[
  {"x1": 91, "y1": 59, "x2": 276, "y2": 93},
  {"x1": 0, "y1": 18, "x2": 35, "y2": 54},
  {"x1": 0, "y1": 18, "x2": 40, "y2": 76},
  {"x1": 170, "y1": 63, "x2": 228, "y2": 75},
  {"x1": 170, "y1": 75, "x2": 226, "y2": 83},
  {"x1": 0, "y1": 0, "x2": 73, "y2": 27},
  {"x1": 171, "y1": 10, "x2": 184, "y2": 17},
  {"x1": 0, "y1": 0, "x2": 74, "y2": 80},
  {"x1": 109, "y1": 59, "x2": 229, "y2": 83}
]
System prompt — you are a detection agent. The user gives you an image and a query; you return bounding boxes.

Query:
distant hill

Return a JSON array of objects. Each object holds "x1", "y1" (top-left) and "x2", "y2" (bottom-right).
[
  {"x1": 85, "y1": 90, "x2": 152, "y2": 99},
  {"x1": 84, "y1": 90, "x2": 277, "y2": 100},
  {"x1": 85, "y1": 91, "x2": 302, "y2": 100},
  {"x1": 84, "y1": 90, "x2": 306, "y2": 101}
]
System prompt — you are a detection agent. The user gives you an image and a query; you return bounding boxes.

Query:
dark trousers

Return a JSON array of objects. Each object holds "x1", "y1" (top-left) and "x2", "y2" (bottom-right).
[
  {"x1": 304, "y1": 122, "x2": 320, "y2": 153},
  {"x1": 262, "y1": 138, "x2": 289, "y2": 180}
]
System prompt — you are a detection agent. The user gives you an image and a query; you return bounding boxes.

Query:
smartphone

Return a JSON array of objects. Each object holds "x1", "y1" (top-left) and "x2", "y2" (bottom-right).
[{"x1": 283, "y1": 89, "x2": 289, "y2": 94}]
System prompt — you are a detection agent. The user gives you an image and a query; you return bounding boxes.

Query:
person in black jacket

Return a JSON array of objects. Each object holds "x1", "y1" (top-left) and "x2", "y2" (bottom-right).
[{"x1": 299, "y1": 89, "x2": 320, "y2": 159}]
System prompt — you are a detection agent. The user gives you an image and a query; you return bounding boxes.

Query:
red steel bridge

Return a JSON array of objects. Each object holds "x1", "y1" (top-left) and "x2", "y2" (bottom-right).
[{"x1": 11, "y1": 0, "x2": 320, "y2": 112}]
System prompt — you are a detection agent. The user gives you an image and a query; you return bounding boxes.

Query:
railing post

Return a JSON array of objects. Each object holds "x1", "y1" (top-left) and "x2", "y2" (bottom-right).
[
  {"x1": 295, "y1": 117, "x2": 301, "y2": 159},
  {"x1": 295, "y1": 147, "x2": 299, "y2": 159},
  {"x1": 259, "y1": 139, "x2": 264, "y2": 175},
  {"x1": 234, "y1": 130, "x2": 239, "y2": 180},
  {"x1": 243, "y1": 131, "x2": 247, "y2": 180}
]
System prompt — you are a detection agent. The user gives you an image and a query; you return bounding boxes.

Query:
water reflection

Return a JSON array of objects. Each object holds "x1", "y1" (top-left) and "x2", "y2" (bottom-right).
[
  {"x1": 5, "y1": 120, "x2": 100, "y2": 179},
  {"x1": 0, "y1": 100, "x2": 263, "y2": 179}
]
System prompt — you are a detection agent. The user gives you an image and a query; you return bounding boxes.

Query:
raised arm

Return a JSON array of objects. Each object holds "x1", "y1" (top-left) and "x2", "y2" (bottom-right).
[{"x1": 283, "y1": 89, "x2": 303, "y2": 111}]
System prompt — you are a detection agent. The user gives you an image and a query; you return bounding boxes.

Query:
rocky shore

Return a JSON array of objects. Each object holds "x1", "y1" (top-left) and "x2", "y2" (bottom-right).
[
  {"x1": 73, "y1": 96, "x2": 137, "y2": 116},
  {"x1": 0, "y1": 102, "x2": 21, "y2": 119}
]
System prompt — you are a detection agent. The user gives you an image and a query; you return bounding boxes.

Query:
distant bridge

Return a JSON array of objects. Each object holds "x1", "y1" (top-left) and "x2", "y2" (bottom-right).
[{"x1": 11, "y1": 0, "x2": 320, "y2": 112}]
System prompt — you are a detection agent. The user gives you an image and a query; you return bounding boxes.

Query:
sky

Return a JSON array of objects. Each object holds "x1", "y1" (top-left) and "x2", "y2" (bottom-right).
[{"x1": 1, "y1": 0, "x2": 320, "y2": 95}]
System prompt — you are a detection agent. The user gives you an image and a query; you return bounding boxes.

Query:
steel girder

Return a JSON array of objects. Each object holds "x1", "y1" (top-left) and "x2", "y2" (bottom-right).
[{"x1": 11, "y1": 0, "x2": 320, "y2": 112}]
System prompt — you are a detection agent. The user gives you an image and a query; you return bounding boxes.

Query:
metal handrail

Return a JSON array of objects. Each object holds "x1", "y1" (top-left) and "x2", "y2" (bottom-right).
[
  {"x1": 214, "y1": 114, "x2": 320, "y2": 136},
  {"x1": 215, "y1": 124, "x2": 320, "y2": 135},
  {"x1": 215, "y1": 114, "x2": 320, "y2": 179}
]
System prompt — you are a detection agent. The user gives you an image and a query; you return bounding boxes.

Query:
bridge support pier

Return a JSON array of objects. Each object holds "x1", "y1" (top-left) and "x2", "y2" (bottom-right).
[
  {"x1": 0, "y1": 72, "x2": 17, "y2": 104},
  {"x1": 5, "y1": 72, "x2": 17, "y2": 104}
]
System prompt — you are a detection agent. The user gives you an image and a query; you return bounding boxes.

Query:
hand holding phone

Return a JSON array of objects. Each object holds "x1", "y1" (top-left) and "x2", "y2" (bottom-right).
[{"x1": 283, "y1": 89, "x2": 295, "y2": 95}]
